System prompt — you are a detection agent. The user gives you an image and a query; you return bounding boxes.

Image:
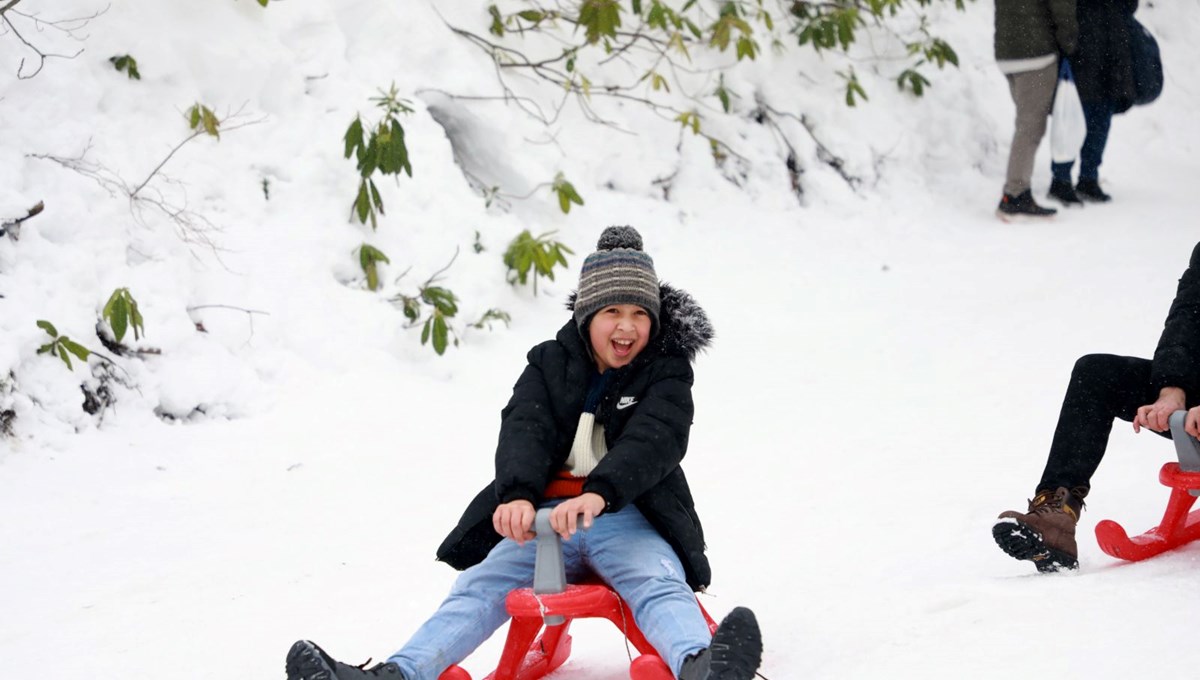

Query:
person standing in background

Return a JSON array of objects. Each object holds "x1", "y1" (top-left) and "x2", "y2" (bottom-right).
[
  {"x1": 1047, "y1": 0, "x2": 1139, "y2": 205},
  {"x1": 994, "y1": 0, "x2": 1078, "y2": 220}
]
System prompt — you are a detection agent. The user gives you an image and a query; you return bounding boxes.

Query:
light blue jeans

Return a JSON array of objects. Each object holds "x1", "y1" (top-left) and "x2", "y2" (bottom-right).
[{"x1": 386, "y1": 502, "x2": 711, "y2": 680}]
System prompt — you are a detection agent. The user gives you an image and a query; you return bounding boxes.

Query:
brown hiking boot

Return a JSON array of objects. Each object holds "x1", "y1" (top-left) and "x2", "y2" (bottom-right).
[{"x1": 993, "y1": 487, "x2": 1084, "y2": 573}]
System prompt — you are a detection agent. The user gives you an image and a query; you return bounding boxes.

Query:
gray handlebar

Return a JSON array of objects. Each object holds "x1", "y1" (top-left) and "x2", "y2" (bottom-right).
[
  {"x1": 1170, "y1": 411, "x2": 1200, "y2": 497},
  {"x1": 530, "y1": 507, "x2": 591, "y2": 626}
]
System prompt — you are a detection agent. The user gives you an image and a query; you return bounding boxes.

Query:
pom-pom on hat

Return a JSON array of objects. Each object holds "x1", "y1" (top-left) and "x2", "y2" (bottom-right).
[{"x1": 573, "y1": 226, "x2": 661, "y2": 334}]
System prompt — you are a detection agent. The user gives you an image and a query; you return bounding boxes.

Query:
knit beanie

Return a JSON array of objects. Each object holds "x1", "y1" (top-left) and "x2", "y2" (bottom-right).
[{"x1": 573, "y1": 226, "x2": 661, "y2": 334}]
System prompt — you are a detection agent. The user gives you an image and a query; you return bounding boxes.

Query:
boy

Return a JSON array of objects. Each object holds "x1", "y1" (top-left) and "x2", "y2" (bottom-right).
[
  {"x1": 286, "y1": 226, "x2": 764, "y2": 680},
  {"x1": 994, "y1": 242, "x2": 1200, "y2": 572}
]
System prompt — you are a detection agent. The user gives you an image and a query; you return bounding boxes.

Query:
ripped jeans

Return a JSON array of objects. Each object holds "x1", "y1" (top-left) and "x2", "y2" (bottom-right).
[{"x1": 386, "y1": 501, "x2": 711, "y2": 680}]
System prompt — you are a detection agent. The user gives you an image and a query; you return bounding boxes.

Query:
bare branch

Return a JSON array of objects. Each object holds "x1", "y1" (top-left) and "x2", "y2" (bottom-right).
[
  {"x1": 756, "y1": 98, "x2": 860, "y2": 189},
  {"x1": 27, "y1": 107, "x2": 264, "y2": 257},
  {"x1": 128, "y1": 131, "x2": 207, "y2": 198},
  {"x1": 2, "y1": 3, "x2": 107, "y2": 79},
  {"x1": 187, "y1": 304, "x2": 270, "y2": 316}
]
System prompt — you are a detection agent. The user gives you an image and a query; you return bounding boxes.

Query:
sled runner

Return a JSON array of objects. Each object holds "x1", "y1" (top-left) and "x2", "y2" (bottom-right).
[
  {"x1": 1095, "y1": 410, "x2": 1200, "y2": 561},
  {"x1": 439, "y1": 508, "x2": 717, "y2": 680}
]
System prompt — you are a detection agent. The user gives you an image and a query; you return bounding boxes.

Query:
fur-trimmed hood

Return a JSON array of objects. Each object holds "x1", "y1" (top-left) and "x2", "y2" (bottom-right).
[{"x1": 566, "y1": 282, "x2": 713, "y2": 362}]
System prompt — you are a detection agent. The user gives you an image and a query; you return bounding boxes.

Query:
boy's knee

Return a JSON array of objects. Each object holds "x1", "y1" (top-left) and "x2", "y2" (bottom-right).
[{"x1": 1072, "y1": 353, "x2": 1118, "y2": 378}]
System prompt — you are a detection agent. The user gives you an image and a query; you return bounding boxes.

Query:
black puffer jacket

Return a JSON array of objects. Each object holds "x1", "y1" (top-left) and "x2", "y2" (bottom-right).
[
  {"x1": 1070, "y1": 0, "x2": 1138, "y2": 109},
  {"x1": 436, "y1": 284, "x2": 715, "y2": 590},
  {"x1": 1151, "y1": 242, "x2": 1200, "y2": 400},
  {"x1": 993, "y1": 0, "x2": 1078, "y2": 61}
]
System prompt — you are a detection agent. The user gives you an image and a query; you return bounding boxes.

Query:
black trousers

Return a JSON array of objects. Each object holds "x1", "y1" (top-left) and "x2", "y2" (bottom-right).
[{"x1": 1037, "y1": 354, "x2": 1196, "y2": 494}]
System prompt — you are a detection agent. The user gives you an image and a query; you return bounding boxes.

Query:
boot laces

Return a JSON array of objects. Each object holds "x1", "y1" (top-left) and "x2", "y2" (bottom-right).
[{"x1": 1029, "y1": 488, "x2": 1082, "y2": 520}]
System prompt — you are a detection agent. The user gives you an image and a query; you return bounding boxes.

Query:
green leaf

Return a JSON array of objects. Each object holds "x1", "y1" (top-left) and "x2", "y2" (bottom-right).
[
  {"x1": 354, "y1": 180, "x2": 371, "y2": 224},
  {"x1": 258, "y1": 0, "x2": 269, "y2": 6},
  {"x1": 36, "y1": 319, "x2": 58, "y2": 338},
  {"x1": 631, "y1": 0, "x2": 641, "y2": 14},
  {"x1": 102, "y1": 290, "x2": 119, "y2": 323},
  {"x1": 189, "y1": 105, "x2": 201, "y2": 129},
  {"x1": 366, "y1": 262, "x2": 379, "y2": 291},
  {"x1": 421, "y1": 318, "x2": 432, "y2": 345},
  {"x1": 58, "y1": 344, "x2": 73, "y2": 370},
  {"x1": 401, "y1": 296, "x2": 421, "y2": 322},
  {"x1": 488, "y1": 4, "x2": 505, "y2": 36},
  {"x1": 578, "y1": 0, "x2": 622, "y2": 44},
  {"x1": 201, "y1": 106, "x2": 220, "y2": 138},
  {"x1": 36, "y1": 341, "x2": 55, "y2": 355},
  {"x1": 710, "y1": 81, "x2": 729, "y2": 112},
  {"x1": 110, "y1": 55, "x2": 141, "y2": 80},
  {"x1": 518, "y1": 10, "x2": 544, "y2": 22},
  {"x1": 736, "y1": 36, "x2": 758, "y2": 61},
  {"x1": 360, "y1": 245, "x2": 389, "y2": 291},
  {"x1": 110, "y1": 295, "x2": 129, "y2": 342},
  {"x1": 369, "y1": 178, "x2": 384, "y2": 218},
  {"x1": 129, "y1": 298, "x2": 144, "y2": 340},
  {"x1": 61, "y1": 338, "x2": 91, "y2": 363},
  {"x1": 432, "y1": 314, "x2": 449, "y2": 355},
  {"x1": 422, "y1": 287, "x2": 459, "y2": 317},
  {"x1": 344, "y1": 117, "x2": 364, "y2": 159}
]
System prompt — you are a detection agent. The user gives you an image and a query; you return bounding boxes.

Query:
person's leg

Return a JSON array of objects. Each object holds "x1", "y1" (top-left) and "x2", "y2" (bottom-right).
[
  {"x1": 1051, "y1": 160, "x2": 1074, "y2": 184},
  {"x1": 579, "y1": 505, "x2": 712, "y2": 677},
  {"x1": 386, "y1": 535, "x2": 559, "y2": 680},
  {"x1": 1037, "y1": 354, "x2": 1160, "y2": 494},
  {"x1": 1003, "y1": 61, "x2": 1058, "y2": 197},
  {"x1": 1077, "y1": 100, "x2": 1116, "y2": 182}
]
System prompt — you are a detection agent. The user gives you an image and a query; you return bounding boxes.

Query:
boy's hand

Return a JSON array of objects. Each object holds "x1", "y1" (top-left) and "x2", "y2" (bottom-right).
[
  {"x1": 1134, "y1": 387, "x2": 1186, "y2": 433},
  {"x1": 493, "y1": 499, "x2": 536, "y2": 546},
  {"x1": 550, "y1": 493, "x2": 606, "y2": 540},
  {"x1": 1187, "y1": 406, "x2": 1200, "y2": 439}
]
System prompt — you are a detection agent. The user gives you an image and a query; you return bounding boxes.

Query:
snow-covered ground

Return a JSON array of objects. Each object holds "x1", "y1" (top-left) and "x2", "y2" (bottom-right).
[{"x1": 2, "y1": 1, "x2": 1198, "y2": 678}]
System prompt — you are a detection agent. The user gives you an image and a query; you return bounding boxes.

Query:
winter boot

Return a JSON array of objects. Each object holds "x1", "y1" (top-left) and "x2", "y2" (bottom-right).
[
  {"x1": 286, "y1": 640, "x2": 405, "y2": 680},
  {"x1": 996, "y1": 190, "x2": 1057, "y2": 220},
  {"x1": 679, "y1": 607, "x2": 763, "y2": 680},
  {"x1": 1047, "y1": 180, "x2": 1084, "y2": 206},
  {"x1": 992, "y1": 487, "x2": 1084, "y2": 573},
  {"x1": 1075, "y1": 179, "x2": 1112, "y2": 202}
]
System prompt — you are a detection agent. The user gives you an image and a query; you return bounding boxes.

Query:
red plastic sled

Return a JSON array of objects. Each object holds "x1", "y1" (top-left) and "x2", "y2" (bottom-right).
[
  {"x1": 439, "y1": 507, "x2": 717, "y2": 680},
  {"x1": 439, "y1": 579, "x2": 717, "y2": 680},
  {"x1": 1095, "y1": 410, "x2": 1200, "y2": 562}
]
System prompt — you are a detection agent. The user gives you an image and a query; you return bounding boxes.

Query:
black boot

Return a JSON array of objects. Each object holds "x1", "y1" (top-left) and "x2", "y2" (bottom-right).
[
  {"x1": 679, "y1": 607, "x2": 763, "y2": 680},
  {"x1": 1075, "y1": 179, "x2": 1112, "y2": 202},
  {"x1": 996, "y1": 190, "x2": 1056, "y2": 220},
  {"x1": 286, "y1": 640, "x2": 405, "y2": 680},
  {"x1": 1047, "y1": 180, "x2": 1083, "y2": 206}
]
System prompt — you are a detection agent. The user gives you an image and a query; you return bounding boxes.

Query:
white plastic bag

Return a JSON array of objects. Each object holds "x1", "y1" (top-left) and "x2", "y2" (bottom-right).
[{"x1": 1050, "y1": 60, "x2": 1087, "y2": 164}]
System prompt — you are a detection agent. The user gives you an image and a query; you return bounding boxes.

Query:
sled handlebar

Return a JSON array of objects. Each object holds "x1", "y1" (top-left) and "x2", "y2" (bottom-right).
[
  {"x1": 1170, "y1": 410, "x2": 1200, "y2": 497},
  {"x1": 530, "y1": 507, "x2": 590, "y2": 624}
]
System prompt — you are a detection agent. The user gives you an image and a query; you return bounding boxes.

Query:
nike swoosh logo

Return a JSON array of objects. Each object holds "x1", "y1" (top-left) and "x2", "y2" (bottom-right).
[{"x1": 616, "y1": 398, "x2": 638, "y2": 410}]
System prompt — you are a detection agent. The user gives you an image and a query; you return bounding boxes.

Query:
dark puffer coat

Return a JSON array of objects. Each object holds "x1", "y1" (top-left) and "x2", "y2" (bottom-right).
[
  {"x1": 1071, "y1": 0, "x2": 1138, "y2": 109},
  {"x1": 993, "y1": 0, "x2": 1078, "y2": 61},
  {"x1": 1151, "y1": 242, "x2": 1200, "y2": 399},
  {"x1": 436, "y1": 284, "x2": 715, "y2": 591}
]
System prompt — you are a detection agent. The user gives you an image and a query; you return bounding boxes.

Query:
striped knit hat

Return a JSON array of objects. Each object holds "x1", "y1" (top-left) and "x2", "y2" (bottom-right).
[{"x1": 573, "y1": 226, "x2": 661, "y2": 335}]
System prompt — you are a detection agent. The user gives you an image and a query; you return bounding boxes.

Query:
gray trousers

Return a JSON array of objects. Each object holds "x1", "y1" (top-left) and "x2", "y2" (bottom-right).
[{"x1": 1003, "y1": 60, "x2": 1058, "y2": 196}]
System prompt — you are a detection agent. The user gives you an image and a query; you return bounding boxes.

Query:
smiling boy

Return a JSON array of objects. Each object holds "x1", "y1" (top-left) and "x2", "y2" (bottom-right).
[{"x1": 286, "y1": 226, "x2": 763, "y2": 680}]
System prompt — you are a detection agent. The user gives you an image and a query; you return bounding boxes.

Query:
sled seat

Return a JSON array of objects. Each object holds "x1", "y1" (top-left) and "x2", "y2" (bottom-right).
[
  {"x1": 1095, "y1": 410, "x2": 1200, "y2": 561},
  {"x1": 439, "y1": 508, "x2": 717, "y2": 680}
]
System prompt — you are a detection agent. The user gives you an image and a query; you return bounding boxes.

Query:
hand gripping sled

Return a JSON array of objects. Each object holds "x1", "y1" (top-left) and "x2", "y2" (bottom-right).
[
  {"x1": 439, "y1": 508, "x2": 717, "y2": 680},
  {"x1": 1095, "y1": 410, "x2": 1200, "y2": 561}
]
